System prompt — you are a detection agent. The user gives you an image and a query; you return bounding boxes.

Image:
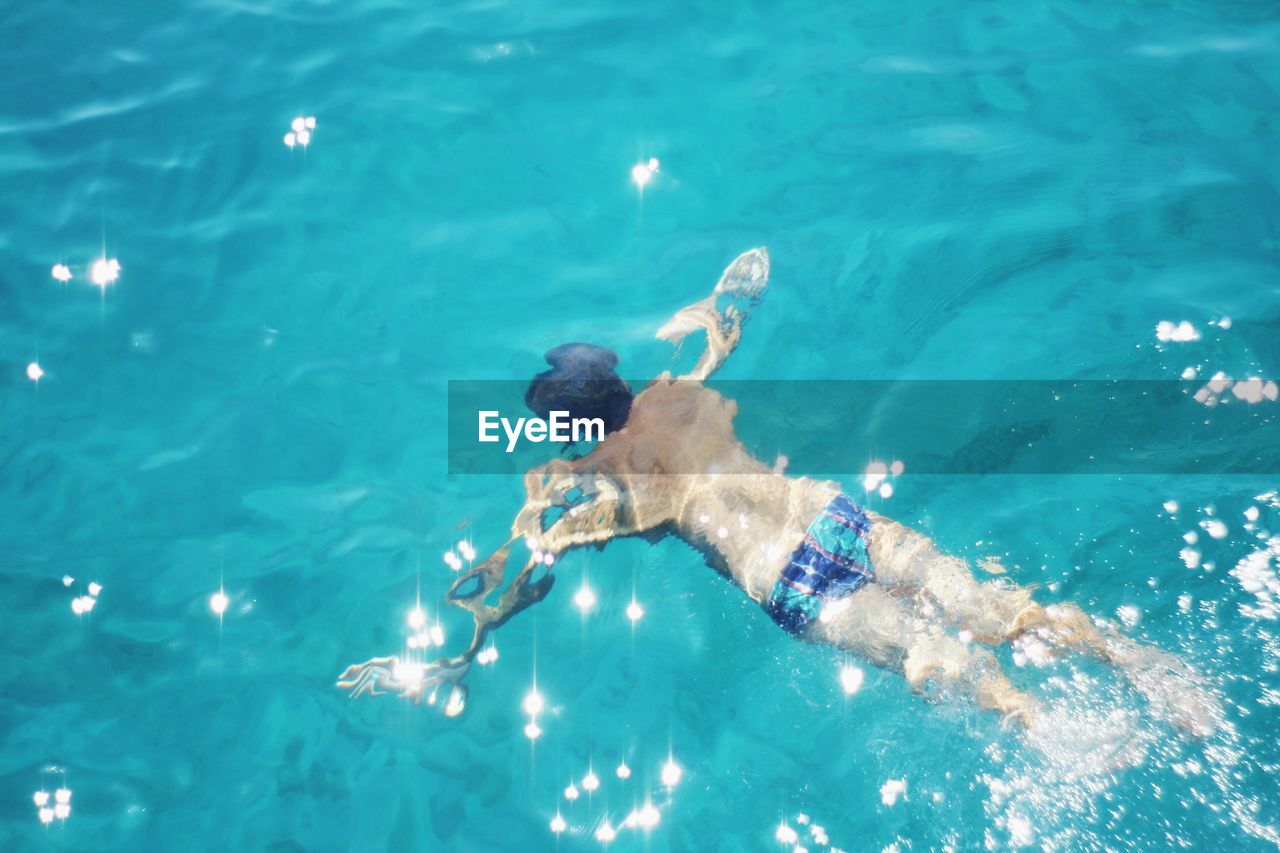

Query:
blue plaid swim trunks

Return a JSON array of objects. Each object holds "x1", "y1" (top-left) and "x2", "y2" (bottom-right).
[{"x1": 765, "y1": 494, "x2": 875, "y2": 635}]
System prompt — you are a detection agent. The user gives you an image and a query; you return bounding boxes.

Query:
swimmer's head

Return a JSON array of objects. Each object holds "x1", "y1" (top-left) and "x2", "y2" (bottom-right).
[{"x1": 525, "y1": 343, "x2": 633, "y2": 438}]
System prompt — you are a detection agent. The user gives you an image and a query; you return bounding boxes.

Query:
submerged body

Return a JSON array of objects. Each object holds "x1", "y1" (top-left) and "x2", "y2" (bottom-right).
[
  {"x1": 339, "y1": 249, "x2": 1219, "y2": 735},
  {"x1": 510, "y1": 375, "x2": 1046, "y2": 719}
]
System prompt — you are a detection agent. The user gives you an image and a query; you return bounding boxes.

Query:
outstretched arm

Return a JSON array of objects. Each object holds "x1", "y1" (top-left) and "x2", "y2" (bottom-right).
[
  {"x1": 335, "y1": 542, "x2": 552, "y2": 716},
  {"x1": 656, "y1": 247, "x2": 770, "y2": 381},
  {"x1": 336, "y1": 247, "x2": 768, "y2": 712},
  {"x1": 337, "y1": 459, "x2": 635, "y2": 714}
]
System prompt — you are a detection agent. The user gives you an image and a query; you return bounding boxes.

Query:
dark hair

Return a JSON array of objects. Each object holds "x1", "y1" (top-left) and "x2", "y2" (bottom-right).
[{"x1": 525, "y1": 343, "x2": 633, "y2": 438}]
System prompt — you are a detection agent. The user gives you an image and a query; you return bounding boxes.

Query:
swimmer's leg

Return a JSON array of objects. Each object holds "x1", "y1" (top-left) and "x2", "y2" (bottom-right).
[
  {"x1": 1102, "y1": 634, "x2": 1223, "y2": 737},
  {"x1": 866, "y1": 521, "x2": 1221, "y2": 734},
  {"x1": 1006, "y1": 604, "x2": 1223, "y2": 737},
  {"x1": 868, "y1": 519, "x2": 1038, "y2": 645},
  {"x1": 869, "y1": 521, "x2": 1110, "y2": 654},
  {"x1": 810, "y1": 586, "x2": 1038, "y2": 726}
]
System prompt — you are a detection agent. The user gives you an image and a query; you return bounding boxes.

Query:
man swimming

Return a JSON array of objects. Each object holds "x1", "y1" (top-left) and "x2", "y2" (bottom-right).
[{"x1": 338, "y1": 249, "x2": 1220, "y2": 735}]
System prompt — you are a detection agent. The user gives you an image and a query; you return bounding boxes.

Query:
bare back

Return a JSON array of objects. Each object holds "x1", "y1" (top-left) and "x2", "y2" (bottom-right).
[{"x1": 541, "y1": 378, "x2": 840, "y2": 602}]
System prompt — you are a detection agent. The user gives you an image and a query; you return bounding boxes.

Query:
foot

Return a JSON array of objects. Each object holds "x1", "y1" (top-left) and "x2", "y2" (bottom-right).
[
  {"x1": 1006, "y1": 603, "x2": 1109, "y2": 658},
  {"x1": 1108, "y1": 639, "x2": 1223, "y2": 737}
]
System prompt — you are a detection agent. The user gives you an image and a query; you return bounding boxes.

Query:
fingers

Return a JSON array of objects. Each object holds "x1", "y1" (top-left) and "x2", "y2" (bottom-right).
[
  {"x1": 335, "y1": 665, "x2": 363, "y2": 687},
  {"x1": 335, "y1": 657, "x2": 396, "y2": 688}
]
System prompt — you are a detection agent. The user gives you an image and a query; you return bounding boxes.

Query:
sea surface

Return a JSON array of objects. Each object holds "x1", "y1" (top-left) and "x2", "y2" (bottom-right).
[{"x1": 3, "y1": 0, "x2": 1280, "y2": 849}]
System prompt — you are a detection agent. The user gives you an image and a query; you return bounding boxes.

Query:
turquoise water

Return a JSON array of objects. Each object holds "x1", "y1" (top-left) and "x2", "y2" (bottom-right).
[{"x1": 4, "y1": 0, "x2": 1280, "y2": 849}]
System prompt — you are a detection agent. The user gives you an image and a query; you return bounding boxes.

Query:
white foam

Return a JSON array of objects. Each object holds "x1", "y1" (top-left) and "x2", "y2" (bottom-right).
[
  {"x1": 880, "y1": 778, "x2": 907, "y2": 806},
  {"x1": 1156, "y1": 320, "x2": 1199, "y2": 342},
  {"x1": 1008, "y1": 814, "x2": 1035, "y2": 847},
  {"x1": 1230, "y1": 538, "x2": 1280, "y2": 620},
  {"x1": 1202, "y1": 519, "x2": 1228, "y2": 540},
  {"x1": 1116, "y1": 605, "x2": 1141, "y2": 627}
]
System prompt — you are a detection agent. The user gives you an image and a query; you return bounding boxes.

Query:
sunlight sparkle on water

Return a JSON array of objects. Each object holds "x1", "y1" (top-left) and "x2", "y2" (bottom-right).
[
  {"x1": 637, "y1": 803, "x2": 660, "y2": 829},
  {"x1": 660, "y1": 758, "x2": 682, "y2": 788},
  {"x1": 26, "y1": 362, "x2": 43, "y2": 382},
  {"x1": 631, "y1": 157, "x2": 660, "y2": 189},
  {"x1": 51, "y1": 264, "x2": 72, "y2": 282},
  {"x1": 616, "y1": 762, "x2": 631, "y2": 779},
  {"x1": 818, "y1": 596, "x2": 851, "y2": 624},
  {"x1": 626, "y1": 600, "x2": 644, "y2": 622},
  {"x1": 285, "y1": 117, "x2": 317, "y2": 148},
  {"x1": 582, "y1": 770, "x2": 600, "y2": 792},
  {"x1": 33, "y1": 786, "x2": 71, "y2": 825},
  {"x1": 594, "y1": 818, "x2": 617, "y2": 843},
  {"x1": 550, "y1": 813, "x2": 567, "y2": 833},
  {"x1": 392, "y1": 660, "x2": 424, "y2": 689},
  {"x1": 574, "y1": 583, "x2": 597, "y2": 612},
  {"x1": 524, "y1": 720, "x2": 542, "y2": 740},
  {"x1": 839, "y1": 664, "x2": 864, "y2": 695},
  {"x1": 90, "y1": 258, "x2": 120, "y2": 288},
  {"x1": 209, "y1": 590, "x2": 229, "y2": 616},
  {"x1": 564, "y1": 784, "x2": 580, "y2": 801},
  {"x1": 523, "y1": 688, "x2": 545, "y2": 717}
]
